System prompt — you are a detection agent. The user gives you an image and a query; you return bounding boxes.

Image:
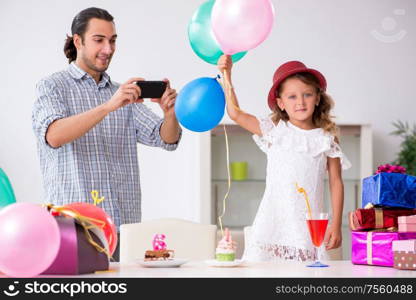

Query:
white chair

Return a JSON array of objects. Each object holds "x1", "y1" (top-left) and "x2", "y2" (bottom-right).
[
  {"x1": 243, "y1": 226, "x2": 342, "y2": 260},
  {"x1": 120, "y1": 218, "x2": 217, "y2": 263}
]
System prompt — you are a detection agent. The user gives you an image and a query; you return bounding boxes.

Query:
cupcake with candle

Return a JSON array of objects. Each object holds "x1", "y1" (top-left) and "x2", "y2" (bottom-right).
[{"x1": 216, "y1": 228, "x2": 237, "y2": 261}]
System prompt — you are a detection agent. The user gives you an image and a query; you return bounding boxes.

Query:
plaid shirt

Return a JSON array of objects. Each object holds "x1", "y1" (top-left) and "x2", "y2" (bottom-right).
[{"x1": 32, "y1": 62, "x2": 181, "y2": 229}]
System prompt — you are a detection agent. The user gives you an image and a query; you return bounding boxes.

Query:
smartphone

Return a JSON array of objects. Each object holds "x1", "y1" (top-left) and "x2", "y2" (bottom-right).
[{"x1": 135, "y1": 81, "x2": 167, "y2": 98}]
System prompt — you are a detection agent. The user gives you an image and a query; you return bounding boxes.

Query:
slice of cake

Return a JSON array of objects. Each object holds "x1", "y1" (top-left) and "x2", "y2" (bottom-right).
[
  {"x1": 144, "y1": 234, "x2": 175, "y2": 261},
  {"x1": 216, "y1": 228, "x2": 237, "y2": 261},
  {"x1": 144, "y1": 249, "x2": 174, "y2": 261}
]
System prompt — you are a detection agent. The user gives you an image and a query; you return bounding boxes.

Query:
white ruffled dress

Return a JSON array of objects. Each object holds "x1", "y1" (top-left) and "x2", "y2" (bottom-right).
[{"x1": 243, "y1": 117, "x2": 351, "y2": 262}]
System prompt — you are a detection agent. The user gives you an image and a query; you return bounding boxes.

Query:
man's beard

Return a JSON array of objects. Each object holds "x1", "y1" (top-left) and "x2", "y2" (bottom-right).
[{"x1": 82, "y1": 54, "x2": 112, "y2": 73}]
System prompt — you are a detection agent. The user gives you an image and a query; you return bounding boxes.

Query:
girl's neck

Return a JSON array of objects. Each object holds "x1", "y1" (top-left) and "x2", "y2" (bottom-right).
[{"x1": 288, "y1": 119, "x2": 317, "y2": 130}]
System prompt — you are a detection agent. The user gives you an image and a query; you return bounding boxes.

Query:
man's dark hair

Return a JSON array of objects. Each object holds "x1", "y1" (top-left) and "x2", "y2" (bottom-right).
[{"x1": 64, "y1": 7, "x2": 114, "y2": 63}]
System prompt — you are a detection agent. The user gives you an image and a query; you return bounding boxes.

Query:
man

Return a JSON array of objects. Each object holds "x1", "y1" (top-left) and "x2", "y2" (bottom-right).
[{"x1": 32, "y1": 7, "x2": 181, "y2": 260}]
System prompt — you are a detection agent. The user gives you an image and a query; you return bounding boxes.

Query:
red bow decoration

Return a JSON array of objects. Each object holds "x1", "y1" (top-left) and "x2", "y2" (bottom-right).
[{"x1": 375, "y1": 164, "x2": 406, "y2": 174}]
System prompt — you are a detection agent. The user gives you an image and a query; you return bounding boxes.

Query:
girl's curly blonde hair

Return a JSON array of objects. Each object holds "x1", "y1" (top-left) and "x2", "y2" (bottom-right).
[{"x1": 270, "y1": 72, "x2": 340, "y2": 143}]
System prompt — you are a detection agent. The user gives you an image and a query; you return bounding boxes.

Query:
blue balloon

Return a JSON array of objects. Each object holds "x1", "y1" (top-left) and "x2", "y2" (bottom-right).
[{"x1": 175, "y1": 77, "x2": 225, "y2": 132}]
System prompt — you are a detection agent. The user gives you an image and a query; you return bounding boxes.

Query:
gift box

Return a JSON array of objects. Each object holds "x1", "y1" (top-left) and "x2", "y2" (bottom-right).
[
  {"x1": 349, "y1": 208, "x2": 416, "y2": 231},
  {"x1": 351, "y1": 231, "x2": 416, "y2": 267},
  {"x1": 398, "y1": 215, "x2": 416, "y2": 232},
  {"x1": 362, "y1": 173, "x2": 416, "y2": 209},
  {"x1": 393, "y1": 240, "x2": 416, "y2": 270},
  {"x1": 42, "y1": 216, "x2": 109, "y2": 275}
]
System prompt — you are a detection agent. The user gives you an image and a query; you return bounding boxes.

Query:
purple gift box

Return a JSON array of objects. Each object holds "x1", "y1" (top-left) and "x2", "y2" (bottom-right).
[
  {"x1": 42, "y1": 216, "x2": 109, "y2": 275},
  {"x1": 351, "y1": 231, "x2": 416, "y2": 267}
]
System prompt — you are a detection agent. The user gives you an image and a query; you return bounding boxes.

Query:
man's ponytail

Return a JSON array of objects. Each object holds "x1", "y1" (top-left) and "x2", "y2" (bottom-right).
[{"x1": 63, "y1": 35, "x2": 77, "y2": 63}]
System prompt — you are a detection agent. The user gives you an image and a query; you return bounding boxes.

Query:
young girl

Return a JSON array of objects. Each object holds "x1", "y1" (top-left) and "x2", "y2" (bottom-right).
[{"x1": 218, "y1": 56, "x2": 351, "y2": 262}]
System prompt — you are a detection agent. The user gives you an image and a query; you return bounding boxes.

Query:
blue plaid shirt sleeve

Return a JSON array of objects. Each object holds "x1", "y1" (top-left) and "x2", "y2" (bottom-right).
[
  {"x1": 32, "y1": 79, "x2": 68, "y2": 149},
  {"x1": 132, "y1": 103, "x2": 182, "y2": 151}
]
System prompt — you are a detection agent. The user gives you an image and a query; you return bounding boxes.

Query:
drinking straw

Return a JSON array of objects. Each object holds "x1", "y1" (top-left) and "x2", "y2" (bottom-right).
[{"x1": 296, "y1": 183, "x2": 312, "y2": 219}]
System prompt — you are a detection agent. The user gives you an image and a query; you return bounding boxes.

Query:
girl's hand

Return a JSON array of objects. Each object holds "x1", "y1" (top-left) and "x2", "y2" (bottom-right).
[
  {"x1": 324, "y1": 225, "x2": 342, "y2": 250},
  {"x1": 218, "y1": 55, "x2": 233, "y2": 78},
  {"x1": 217, "y1": 54, "x2": 261, "y2": 136}
]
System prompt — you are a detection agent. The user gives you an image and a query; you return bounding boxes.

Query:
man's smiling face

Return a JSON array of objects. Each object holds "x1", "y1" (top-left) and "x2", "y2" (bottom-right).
[{"x1": 74, "y1": 18, "x2": 117, "y2": 74}]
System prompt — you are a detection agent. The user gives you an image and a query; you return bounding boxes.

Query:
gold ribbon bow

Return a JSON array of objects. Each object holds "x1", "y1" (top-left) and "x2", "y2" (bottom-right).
[
  {"x1": 91, "y1": 190, "x2": 104, "y2": 206},
  {"x1": 44, "y1": 204, "x2": 113, "y2": 260}
]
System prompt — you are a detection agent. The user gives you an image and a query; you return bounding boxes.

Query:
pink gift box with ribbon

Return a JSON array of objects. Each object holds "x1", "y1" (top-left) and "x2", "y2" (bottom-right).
[
  {"x1": 392, "y1": 239, "x2": 416, "y2": 270},
  {"x1": 393, "y1": 239, "x2": 416, "y2": 252},
  {"x1": 398, "y1": 215, "x2": 416, "y2": 232},
  {"x1": 351, "y1": 231, "x2": 416, "y2": 267}
]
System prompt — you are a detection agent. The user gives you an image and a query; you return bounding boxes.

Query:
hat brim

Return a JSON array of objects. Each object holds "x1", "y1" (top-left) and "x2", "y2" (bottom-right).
[{"x1": 267, "y1": 68, "x2": 327, "y2": 111}]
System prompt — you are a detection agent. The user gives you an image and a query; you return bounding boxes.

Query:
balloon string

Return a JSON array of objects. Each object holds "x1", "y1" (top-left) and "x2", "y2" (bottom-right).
[
  {"x1": 218, "y1": 124, "x2": 231, "y2": 238},
  {"x1": 216, "y1": 69, "x2": 241, "y2": 237}
]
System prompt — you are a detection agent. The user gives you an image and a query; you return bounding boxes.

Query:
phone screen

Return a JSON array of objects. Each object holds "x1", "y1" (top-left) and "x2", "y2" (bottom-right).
[{"x1": 135, "y1": 81, "x2": 167, "y2": 98}]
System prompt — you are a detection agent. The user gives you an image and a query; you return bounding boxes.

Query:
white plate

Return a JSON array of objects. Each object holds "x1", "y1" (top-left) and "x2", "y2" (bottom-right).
[
  {"x1": 205, "y1": 259, "x2": 245, "y2": 267},
  {"x1": 136, "y1": 259, "x2": 189, "y2": 268}
]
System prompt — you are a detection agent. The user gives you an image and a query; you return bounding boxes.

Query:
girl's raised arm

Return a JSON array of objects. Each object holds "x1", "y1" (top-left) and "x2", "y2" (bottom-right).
[{"x1": 218, "y1": 55, "x2": 261, "y2": 136}]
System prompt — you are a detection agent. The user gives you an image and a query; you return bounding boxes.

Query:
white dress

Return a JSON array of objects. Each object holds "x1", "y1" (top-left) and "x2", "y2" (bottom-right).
[{"x1": 243, "y1": 117, "x2": 351, "y2": 262}]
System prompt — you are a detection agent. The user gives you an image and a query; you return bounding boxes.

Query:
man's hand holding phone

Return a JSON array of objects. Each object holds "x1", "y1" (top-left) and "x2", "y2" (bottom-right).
[
  {"x1": 150, "y1": 79, "x2": 177, "y2": 118},
  {"x1": 104, "y1": 77, "x2": 177, "y2": 118},
  {"x1": 105, "y1": 77, "x2": 144, "y2": 113}
]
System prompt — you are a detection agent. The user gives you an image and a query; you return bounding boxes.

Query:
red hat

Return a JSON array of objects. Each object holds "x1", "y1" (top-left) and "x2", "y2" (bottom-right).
[{"x1": 267, "y1": 61, "x2": 327, "y2": 111}]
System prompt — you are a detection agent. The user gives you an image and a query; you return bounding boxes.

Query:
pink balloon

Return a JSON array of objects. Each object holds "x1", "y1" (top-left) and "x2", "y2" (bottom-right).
[
  {"x1": 211, "y1": 0, "x2": 275, "y2": 54},
  {"x1": 0, "y1": 203, "x2": 60, "y2": 277}
]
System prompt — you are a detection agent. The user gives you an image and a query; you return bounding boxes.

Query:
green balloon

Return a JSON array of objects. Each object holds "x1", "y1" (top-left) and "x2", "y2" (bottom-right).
[
  {"x1": 0, "y1": 168, "x2": 16, "y2": 209},
  {"x1": 188, "y1": 0, "x2": 247, "y2": 65}
]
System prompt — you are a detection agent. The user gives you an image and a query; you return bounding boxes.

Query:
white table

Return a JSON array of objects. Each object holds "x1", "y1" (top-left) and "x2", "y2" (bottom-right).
[{"x1": 72, "y1": 261, "x2": 416, "y2": 278}]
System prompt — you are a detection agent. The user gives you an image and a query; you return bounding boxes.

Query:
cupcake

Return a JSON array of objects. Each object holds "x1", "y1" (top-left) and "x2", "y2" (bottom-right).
[
  {"x1": 144, "y1": 234, "x2": 175, "y2": 261},
  {"x1": 216, "y1": 228, "x2": 237, "y2": 261}
]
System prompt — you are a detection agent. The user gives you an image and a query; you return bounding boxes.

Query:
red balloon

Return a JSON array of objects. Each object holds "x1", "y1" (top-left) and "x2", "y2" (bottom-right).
[{"x1": 63, "y1": 203, "x2": 118, "y2": 256}]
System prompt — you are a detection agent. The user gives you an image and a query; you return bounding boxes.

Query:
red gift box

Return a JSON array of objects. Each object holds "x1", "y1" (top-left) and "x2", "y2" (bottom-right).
[{"x1": 349, "y1": 208, "x2": 416, "y2": 231}]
